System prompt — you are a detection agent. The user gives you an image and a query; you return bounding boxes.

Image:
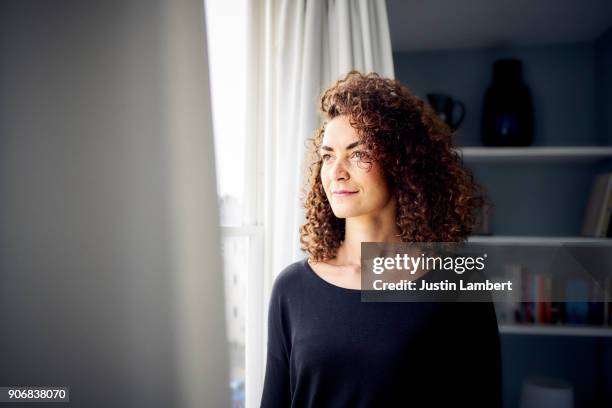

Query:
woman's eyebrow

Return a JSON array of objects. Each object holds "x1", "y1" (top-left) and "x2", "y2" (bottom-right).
[{"x1": 320, "y1": 141, "x2": 361, "y2": 152}]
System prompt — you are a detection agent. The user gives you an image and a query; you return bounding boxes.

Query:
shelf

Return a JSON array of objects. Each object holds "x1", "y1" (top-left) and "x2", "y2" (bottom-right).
[
  {"x1": 468, "y1": 235, "x2": 612, "y2": 246},
  {"x1": 499, "y1": 324, "x2": 612, "y2": 337},
  {"x1": 458, "y1": 146, "x2": 612, "y2": 163}
]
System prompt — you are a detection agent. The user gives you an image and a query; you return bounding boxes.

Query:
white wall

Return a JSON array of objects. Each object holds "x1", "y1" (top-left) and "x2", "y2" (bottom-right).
[{"x1": 0, "y1": 1, "x2": 229, "y2": 407}]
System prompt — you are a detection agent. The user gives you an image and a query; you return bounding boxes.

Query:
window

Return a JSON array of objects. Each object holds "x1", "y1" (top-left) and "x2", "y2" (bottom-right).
[{"x1": 204, "y1": 1, "x2": 257, "y2": 407}]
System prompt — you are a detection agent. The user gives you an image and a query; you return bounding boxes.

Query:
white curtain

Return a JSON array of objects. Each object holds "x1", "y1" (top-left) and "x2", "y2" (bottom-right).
[
  {"x1": 163, "y1": 1, "x2": 230, "y2": 407},
  {"x1": 245, "y1": 0, "x2": 394, "y2": 405}
]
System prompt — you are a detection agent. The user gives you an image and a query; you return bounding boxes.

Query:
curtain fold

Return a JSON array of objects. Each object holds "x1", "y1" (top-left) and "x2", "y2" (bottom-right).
[
  {"x1": 246, "y1": 0, "x2": 394, "y2": 405},
  {"x1": 162, "y1": 1, "x2": 230, "y2": 407}
]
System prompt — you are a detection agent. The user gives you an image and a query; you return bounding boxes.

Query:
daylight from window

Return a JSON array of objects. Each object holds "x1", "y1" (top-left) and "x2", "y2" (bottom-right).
[{"x1": 204, "y1": 0, "x2": 247, "y2": 407}]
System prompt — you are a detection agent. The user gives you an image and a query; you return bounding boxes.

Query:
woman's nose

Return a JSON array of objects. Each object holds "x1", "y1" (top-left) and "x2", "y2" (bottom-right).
[{"x1": 330, "y1": 157, "x2": 349, "y2": 180}]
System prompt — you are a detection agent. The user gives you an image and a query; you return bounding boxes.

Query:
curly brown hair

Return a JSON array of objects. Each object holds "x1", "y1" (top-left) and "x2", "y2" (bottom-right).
[{"x1": 299, "y1": 71, "x2": 485, "y2": 262}]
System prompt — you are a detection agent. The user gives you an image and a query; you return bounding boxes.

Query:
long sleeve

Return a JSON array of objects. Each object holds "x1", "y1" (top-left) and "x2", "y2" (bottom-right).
[
  {"x1": 260, "y1": 280, "x2": 291, "y2": 407},
  {"x1": 444, "y1": 301, "x2": 503, "y2": 407}
]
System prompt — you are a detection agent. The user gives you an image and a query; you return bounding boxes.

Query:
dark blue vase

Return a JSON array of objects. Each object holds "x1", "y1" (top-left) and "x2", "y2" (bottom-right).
[{"x1": 481, "y1": 59, "x2": 534, "y2": 146}]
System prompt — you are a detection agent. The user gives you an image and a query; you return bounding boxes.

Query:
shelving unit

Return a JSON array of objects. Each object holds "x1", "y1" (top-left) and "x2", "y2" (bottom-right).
[
  {"x1": 389, "y1": 3, "x2": 612, "y2": 405},
  {"x1": 499, "y1": 324, "x2": 612, "y2": 337},
  {"x1": 457, "y1": 146, "x2": 612, "y2": 163},
  {"x1": 462, "y1": 149, "x2": 612, "y2": 337},
  {"x1": 472, "y1": 235, "x2": 612, "y2": 337},
  {"x1": 468, "y1": 235, "x2": 612, "y2": 246}
]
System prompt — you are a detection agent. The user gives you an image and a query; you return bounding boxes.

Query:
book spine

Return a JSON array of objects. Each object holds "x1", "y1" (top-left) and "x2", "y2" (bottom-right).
[
  {"x1": 545, "y1": 274, "x2": 552, "y2": 323},
  {"x1": 599, "y1": 180, "x2": 612, "y2": 237},
  {"x1": 596, "y1": 175, "x2": 612, "y2": 237},
  {"x1": 581, "y1": 173, "x2": 612, "y2": 237}
]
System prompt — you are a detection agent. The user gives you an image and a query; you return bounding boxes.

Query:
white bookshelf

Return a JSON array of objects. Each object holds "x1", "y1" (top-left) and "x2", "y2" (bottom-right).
[
  {"x1": 499, "y1": 324, "x2": 612, "y2": 337},
  {"x1": 468, "y1": 235, "x2": 612, "y2": 246},
  {"x1": 457, "y1": 146, "x2": 612, "y2": 163},
  {"x1": 473, "y1": 236, "x2": 612, "y2": 338},
  {"x1": 457, "y1": 149, "x2": 612, "y2": 337}
]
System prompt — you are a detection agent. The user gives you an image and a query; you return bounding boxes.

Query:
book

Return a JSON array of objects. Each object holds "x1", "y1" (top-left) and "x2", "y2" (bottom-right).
[
  {"x1": 605, "y1": 277, "x2": 611, "y2": 326},
  {"x1": 565, "y1": 279, "x2": 589, "y2": 324},
  {"x1": 581, "y1": 173, "x2": 612, "y2": 237},
  {"x1": 588, "y1": 279, "x2": 605, "y2": 325}
]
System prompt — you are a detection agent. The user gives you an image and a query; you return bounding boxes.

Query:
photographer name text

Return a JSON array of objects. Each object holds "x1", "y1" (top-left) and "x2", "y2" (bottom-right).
[{"x1": 372, "y1": 279, "x2": 513, "y2": 291}]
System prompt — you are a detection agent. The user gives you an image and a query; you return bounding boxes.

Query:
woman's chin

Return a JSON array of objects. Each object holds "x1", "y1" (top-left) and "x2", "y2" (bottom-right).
[
  {"x1": 332, "y1": 208, "x2": 361, "y2": 219},
  {"x1": 331, "y1": 210, "x2": 349, "y2": 219}
]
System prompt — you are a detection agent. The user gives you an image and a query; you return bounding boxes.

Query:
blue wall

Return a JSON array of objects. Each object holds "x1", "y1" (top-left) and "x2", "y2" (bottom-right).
[
  {"x1": 596, "y1": 27, "x2": 612, "y2": 146},
  {"x1": 394, "y1": 43, "x2": 599, "y2": 147},
  {"x1": 501, "y1": 336, "x2": 612, "y2": 408}
]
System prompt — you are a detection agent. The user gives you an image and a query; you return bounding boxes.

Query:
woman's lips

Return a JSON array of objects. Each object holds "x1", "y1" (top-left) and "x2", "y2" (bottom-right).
[{"x1": 333, "y1": 191, "x2": 357, "y2": 197}]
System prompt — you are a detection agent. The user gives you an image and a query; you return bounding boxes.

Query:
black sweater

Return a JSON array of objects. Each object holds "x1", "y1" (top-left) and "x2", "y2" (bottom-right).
[{"x1": 260, "y1": 258, "x2": 502, "y2": 408}]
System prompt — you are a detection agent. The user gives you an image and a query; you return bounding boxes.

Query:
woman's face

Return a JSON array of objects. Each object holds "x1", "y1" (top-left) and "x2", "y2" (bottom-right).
[{"x1": 319, "y1": 115, "x2": 394, "y2": 219}]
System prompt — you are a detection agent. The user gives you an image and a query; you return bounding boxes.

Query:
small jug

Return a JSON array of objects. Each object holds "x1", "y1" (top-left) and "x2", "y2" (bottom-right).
[{"x1": 426, "y1": 93, "x2": 465, "y2": 130}]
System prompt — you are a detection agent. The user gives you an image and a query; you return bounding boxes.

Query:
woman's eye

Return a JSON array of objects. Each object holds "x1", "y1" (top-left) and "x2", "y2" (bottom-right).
[
  {"x1": 321, "y1": 154, "x2": 332, "y2": 162},
  {"x1": 351, "y1": 151, "x2": 363, "y2": 160}
]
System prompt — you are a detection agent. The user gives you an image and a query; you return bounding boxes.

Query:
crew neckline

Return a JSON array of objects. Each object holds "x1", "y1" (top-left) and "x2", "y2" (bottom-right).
[
  {"x1": 303, "y1": 257, "x2": 437, "y2": 295},
  {"x1": 303, "y1": 258, "x2": 362, "y2": 293}
]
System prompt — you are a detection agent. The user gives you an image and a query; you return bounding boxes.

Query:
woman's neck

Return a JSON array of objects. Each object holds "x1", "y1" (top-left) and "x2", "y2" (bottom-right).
[{"x1": 334, "y1": 207, "x2": 402, "y2": 267}]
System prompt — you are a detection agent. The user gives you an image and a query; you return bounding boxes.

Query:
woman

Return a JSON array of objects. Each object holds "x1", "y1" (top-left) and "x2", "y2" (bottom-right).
[{"x1": 260, "y1": 71, "x2": 502, "y2": 407}]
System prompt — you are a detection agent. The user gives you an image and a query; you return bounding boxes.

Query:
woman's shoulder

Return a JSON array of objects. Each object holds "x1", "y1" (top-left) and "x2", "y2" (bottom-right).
[{"x1": 270, "y1": 258, "x2": 310, "y2": 296}]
